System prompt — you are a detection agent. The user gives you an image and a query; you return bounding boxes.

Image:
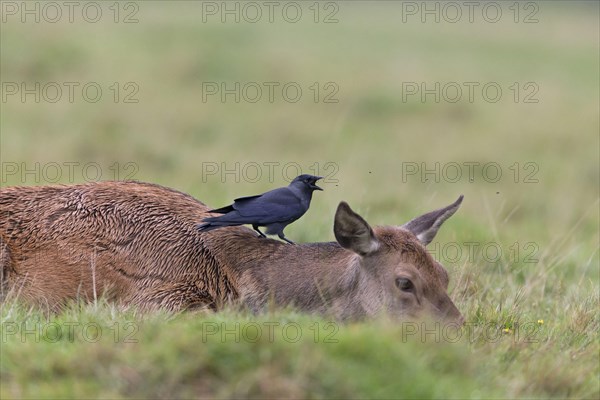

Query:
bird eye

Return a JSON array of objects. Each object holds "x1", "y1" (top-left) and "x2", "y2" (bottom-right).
[{"x1": 395, "y1": 277, "x2": 414, "y2": 292}]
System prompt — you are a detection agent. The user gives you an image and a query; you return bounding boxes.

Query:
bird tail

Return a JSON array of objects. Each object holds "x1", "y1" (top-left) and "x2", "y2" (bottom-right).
[
  {"x1": 197, "y1": 204, "x2": 235, "y2": 232},
  {"x1": 197, "y1": 222, "x2": 222, "y2": 232},
  {"x1": 197, "y1": 216, "x2": 242, "y2": 232}
]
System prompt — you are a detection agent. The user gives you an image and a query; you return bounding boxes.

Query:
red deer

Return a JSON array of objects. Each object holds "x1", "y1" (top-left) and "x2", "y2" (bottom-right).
[{"x1": 0, "y1": 181, "x2": 464, "y2": 323}]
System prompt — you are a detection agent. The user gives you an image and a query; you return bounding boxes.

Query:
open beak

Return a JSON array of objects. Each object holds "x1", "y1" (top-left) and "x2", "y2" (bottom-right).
[{"x1": 311, "y1": 176, "x2": 323, "y2": 191}]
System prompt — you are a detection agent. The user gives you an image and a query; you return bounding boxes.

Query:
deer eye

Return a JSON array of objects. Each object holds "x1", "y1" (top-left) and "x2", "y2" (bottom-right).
[{"x1": 395, "y1": 277, "x2": 414, "y2": 292}]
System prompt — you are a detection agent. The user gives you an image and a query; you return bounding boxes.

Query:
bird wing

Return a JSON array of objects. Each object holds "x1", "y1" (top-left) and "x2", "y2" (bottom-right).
[
  {"x1": 231, "y1": 187, "x2": 306, "y2": 223},
  {"x1": 232, "y1": 194, "x2": 262, "y2": 202},
  {"x1": 209, "y1": 194, "x2": 263, "y2": 214},
  {"x1": 209, "y1": 204, "x2": 235, "y2": 214}
]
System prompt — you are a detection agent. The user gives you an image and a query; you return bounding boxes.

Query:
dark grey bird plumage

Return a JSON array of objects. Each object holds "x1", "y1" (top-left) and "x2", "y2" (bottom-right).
[{"x1": 197, "y1": 174, "x2": 323, "y2": 244}]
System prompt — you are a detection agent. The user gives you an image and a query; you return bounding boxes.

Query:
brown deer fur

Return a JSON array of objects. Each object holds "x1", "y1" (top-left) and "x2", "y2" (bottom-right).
[{"x1": 0, "y1": 181, "x2": 464, "y2": 323}]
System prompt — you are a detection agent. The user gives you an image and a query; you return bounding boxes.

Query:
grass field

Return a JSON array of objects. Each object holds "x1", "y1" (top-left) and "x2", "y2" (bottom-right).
[{"x1": 1, "y1": 1, "x2": 599, "y2": 398}]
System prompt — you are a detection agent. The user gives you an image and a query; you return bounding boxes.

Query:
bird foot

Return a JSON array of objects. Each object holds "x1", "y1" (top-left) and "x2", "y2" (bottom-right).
[
  {"x1": 279, "y1": 235, "x2": 295, "y2": 245},
  {"x1": 253, "y1": 225, "x2": 267, "y2": 238}
]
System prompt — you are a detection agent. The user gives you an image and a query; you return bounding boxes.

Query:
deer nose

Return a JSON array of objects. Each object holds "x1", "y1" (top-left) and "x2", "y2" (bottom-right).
[
  {"x1": 444, "y1": 313, "x2": 464, "y2": 327},
  {"x1": 443, "y1": 308, "x2": 465, "y2": 326},
  {"x1": 439, "y1": 298, "x2": 464, "y2": 326}
]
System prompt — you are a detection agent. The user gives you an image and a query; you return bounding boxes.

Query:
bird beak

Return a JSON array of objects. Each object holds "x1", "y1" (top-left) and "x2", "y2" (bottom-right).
[{"x1": 311, "y1": 176, "x2": 323, "y2": 191}]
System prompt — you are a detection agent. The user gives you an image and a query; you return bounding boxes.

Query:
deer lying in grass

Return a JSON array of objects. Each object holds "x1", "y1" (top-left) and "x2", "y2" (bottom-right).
[{"x1": 0, "y1": 181, "x2": 464, "y2": 323}]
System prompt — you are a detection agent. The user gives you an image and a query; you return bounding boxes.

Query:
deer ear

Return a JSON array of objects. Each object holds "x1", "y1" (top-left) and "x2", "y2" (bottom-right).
[
  {"x1": 401, "y1": 195, "x2": 463, "y2": 245},
  {"x1": 334, "y1": 202, "x2": 380, "y2": 256}
]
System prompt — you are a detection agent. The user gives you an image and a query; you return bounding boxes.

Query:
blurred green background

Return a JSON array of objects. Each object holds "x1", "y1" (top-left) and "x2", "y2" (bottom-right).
[
  {"x1": 1, "y1": 1, "x2": 598, "y2": 398},
  {"x1": 2, "y1": 2, "x2": 598, "y2": 245}
]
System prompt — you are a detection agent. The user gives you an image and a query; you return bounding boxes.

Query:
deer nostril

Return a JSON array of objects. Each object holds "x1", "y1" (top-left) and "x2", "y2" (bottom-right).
[{"x1": 441, "y1": 306, "x2": 465, "y2": 326}]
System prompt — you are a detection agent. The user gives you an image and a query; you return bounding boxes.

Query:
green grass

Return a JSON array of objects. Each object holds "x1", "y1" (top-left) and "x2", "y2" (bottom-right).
[
  {"x1": 1, "y1": 295, "x2": 598, "y2": 399},
  {"x1": 1, "y1": 1, "x2": 598, "y2": 398}
]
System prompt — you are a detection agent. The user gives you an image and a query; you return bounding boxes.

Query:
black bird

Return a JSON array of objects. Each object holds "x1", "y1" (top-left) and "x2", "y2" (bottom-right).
[{"x1": 198, "y1": 174, "x2": 323, "y2": 244}]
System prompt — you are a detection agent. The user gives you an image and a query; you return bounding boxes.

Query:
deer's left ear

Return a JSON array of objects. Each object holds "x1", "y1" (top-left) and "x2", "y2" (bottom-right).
[
  {"x1": 334, "y1": 202, "x2": 380, "y2": 256},
  {"x1": 401, "y1": 196, "x2": 463, "y2": 245}
]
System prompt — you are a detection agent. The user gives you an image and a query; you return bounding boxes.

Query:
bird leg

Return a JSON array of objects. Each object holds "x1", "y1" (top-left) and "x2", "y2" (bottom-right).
[
  {"x1": 278, "y1": 233, "x2": 295, "y2": 245},
  {"x1": 252, "y1": 225, "x2": 267, "y2": 238}
]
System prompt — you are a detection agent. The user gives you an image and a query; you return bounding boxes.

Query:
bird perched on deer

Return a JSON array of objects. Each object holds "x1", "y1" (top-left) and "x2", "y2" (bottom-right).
[{"x1": 197, "y1": 174, "x2": 323, "y2": 244}]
